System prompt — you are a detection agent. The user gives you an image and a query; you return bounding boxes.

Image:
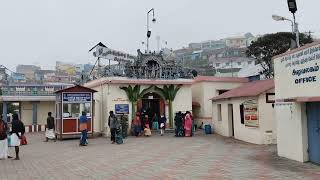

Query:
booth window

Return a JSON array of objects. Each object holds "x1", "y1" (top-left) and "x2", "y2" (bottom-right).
[
  {"x1": 217, "y1": 104, "x2": 222, "y2": 121},
  {"x1": 240, "y1": 104, "x2": 244, "y2": 124},
  {"x1": 63, "y1": 103, "x2": 91, "y2": 118}
]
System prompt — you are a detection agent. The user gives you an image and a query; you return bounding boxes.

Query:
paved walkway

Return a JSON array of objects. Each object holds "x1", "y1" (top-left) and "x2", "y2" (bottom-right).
[{"x1": 0, "y1": 132, "x2": 320, "y2": 180}]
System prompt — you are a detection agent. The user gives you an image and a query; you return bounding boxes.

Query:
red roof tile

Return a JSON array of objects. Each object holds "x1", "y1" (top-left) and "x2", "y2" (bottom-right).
[
  {"x1": 194, "y1": 76, "x2": 248, "y2": 83},
  {"x1": 211, "y1": 79, "x2": 274, "y2": 101}
]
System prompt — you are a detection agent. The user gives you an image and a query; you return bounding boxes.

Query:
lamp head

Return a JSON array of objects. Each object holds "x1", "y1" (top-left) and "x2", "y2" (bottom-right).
[
  {"x1": 287, "y1": 0, "x2": 297, "y2": 14},
  {"x1": 272, "y1": 14, "x2": 286, "y2": 21},
  {"x1": 152, "y1": 18, "x2": 156, "y2": 23}
]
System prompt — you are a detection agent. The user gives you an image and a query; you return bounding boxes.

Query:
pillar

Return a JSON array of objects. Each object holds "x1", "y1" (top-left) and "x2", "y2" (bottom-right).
[
  {"x1": 165, "y1": 102, "x2": 170, "y2": 127},
  {"x1": 2, "y1": 102, "x2": 8, "y2": 123},
  {"x1": 32, "y1": 102, "x2": 38, "y2": 125}
]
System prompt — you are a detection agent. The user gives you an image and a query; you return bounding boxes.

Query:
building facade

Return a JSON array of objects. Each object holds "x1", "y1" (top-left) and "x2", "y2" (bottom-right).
[
  {"x1": 211, "y1": 80, "x2": 276, "y2": 145},
  {"x1": 0, "y1": 83, "x2": 71, "y2": 127},
  {"x1": 191, "y1": 76, "x2": 248, "y2": 125},
  {"x1": 274, "y1": 41, "x2": 320, "y2": 164},
  {"x1": 16, "y1": 65, "x2": 41, "y2": 81}
]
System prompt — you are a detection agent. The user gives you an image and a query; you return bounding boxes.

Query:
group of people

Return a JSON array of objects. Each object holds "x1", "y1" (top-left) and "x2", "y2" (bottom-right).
[
  {"x1": 132, "y1": 112, "x2": 167, "y2": 137},
  {"x1": 174, "y1": 111, "x2": 194, "y2": 137},
  {"x1": 0, "y1": 109, "x2": 195, "y2": 160},
  {"x1": 0, "y1": 114, "x2": 25, "y2": 160}
]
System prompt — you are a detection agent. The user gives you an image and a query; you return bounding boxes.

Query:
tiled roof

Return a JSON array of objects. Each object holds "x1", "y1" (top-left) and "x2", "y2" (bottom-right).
[
  {"x1": 85, "y1": 76, "x2": 248, "y2": 89},
  {"x1": 194, "y1": 76, "x2": 248, "y2": 83},
  {"x1": 211, "y1": 79, "x2": 274, "y2": 101}
]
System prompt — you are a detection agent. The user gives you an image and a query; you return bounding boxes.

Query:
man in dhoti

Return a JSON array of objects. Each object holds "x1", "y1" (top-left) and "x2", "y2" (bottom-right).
[{"x1": 45, "y1": 112, "x2": 56, "y2": 142}]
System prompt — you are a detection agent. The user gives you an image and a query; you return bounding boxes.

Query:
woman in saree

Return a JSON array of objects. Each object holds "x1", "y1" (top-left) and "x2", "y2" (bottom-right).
[
  {"x1": 133, "y1": 112, "x2": 142, "y2": 137},
  {"x1": 184, "y1": 111, "x2": 193, "y2": 137}
]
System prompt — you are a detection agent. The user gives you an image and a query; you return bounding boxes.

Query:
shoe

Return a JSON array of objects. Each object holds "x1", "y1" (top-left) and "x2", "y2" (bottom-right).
[
  {"x1": 14, "y1": 157, "x2": 20, "y2": 160},
  {"x1": 111, "y1": 142, "x2": 115, "y2": 144},
  {"x1": 8, "y1": 156, "x2": 13, "y2": 159}
]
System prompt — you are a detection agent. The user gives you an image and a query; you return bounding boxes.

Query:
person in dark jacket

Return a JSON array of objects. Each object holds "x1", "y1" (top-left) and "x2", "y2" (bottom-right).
[
  {"x1": 45, "y1": 112, "x2": 56, "y2": 142},
  {"x1": 108, "y1": 111, "x2": 119, "y2": 144},
  {"x1": 174, "y1": 112, "x2": 184, "y2": 137},
  {"x1": 10, "y1": 113, "x2": 25, "y2": 160}
]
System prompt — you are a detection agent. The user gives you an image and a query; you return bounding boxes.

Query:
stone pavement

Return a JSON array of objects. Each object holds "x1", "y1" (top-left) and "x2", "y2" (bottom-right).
[{"x1": 0, "y1": 132, "x2": 320, "y2": 180}]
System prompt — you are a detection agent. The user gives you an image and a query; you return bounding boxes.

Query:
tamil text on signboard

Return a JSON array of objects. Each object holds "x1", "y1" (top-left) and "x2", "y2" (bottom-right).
[{"x1": 63, "y1": 93, "x2": 91, "y2": 103}]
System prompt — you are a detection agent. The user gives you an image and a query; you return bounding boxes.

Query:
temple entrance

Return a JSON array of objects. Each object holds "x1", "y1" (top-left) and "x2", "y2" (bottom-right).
[{"x1": 137, "y1": 92, "x2": 165, "y2": 119}]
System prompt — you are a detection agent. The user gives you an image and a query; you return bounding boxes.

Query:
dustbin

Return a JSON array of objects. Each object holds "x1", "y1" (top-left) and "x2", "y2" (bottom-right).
[{"x1": 204, "y1": 124, "x2": 212, "y2": 134}]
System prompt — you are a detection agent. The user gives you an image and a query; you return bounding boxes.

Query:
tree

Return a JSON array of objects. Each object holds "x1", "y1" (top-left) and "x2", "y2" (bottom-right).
[
  {"x1": 246, "y1": 32, "x2": 313, "y2": 78},
  {"x1": 154, "y1": 85, "x2": 181, "y2": 128},
  {"x1": 120, "y1": 85, "x2": 153, "y2": 120}
]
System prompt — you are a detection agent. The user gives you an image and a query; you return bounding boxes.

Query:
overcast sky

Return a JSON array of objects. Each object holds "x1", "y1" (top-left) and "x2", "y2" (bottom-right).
[{"x1": 0, "y1": 0, "x2": 319, "y2": 70}]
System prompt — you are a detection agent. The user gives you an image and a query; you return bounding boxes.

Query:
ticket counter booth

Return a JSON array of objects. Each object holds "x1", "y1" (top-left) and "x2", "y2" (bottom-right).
[{"x1": 55, "y1": 85, "x2": 97, "y2": 140}]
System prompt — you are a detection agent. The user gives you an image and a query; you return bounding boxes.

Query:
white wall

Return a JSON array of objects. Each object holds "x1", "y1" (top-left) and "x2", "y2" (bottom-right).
[
  {"x1": 273, "y1": 42, "x2": 320, "y2": 162},
  {"x1": 276, "y1": 102, "x2": 308, "y2": 162},
  {"x1": 192, "y1": 81, "x2": 244, "y2": 126},
  {"x1": 37, "y1": 101, "x2": 55, "y2": 125},
  {"x1": 21, "y1": 101, "x2": 33, "y2": 125},
  {"x1": 212, "y1": 102, "x2": 231, "y2": 137},
  {"x1": 92, "y1": 83, "x2": 192, "y2": 134},
  {"x1": 212, "y1": 93, "x2": 276, "y2": 145},
  {"x1": 20, "y1": 101, "x2": 55, "y2": 126}
]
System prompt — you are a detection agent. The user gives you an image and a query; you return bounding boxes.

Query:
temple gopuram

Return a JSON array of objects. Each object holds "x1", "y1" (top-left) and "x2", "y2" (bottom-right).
[{"x1": 124, "y1": 49, "x2": 194, "y2": 79}]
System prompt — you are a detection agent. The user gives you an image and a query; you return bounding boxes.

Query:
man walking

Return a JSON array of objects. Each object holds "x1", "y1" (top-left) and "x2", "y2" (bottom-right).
[
  {"x1": 79, "y1": 111, "x2": 88, "y2": 146},
  {"x1": 45, "y1": 112, "x2": 56, "y2": 142},
  {"x1": 108, "y1": 111, "x2": 119, "y2": 144}
]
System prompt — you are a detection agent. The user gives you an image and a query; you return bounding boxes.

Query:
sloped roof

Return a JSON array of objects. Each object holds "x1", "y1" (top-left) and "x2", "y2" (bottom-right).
[
  {"x1": 55, "y1": 85, "x2": 97, "y2": 93},
  {"x1": 211, "y1": 79, "x2": 274, "y2": 101},
  {"x1": 194, "y1": 75, "x2": 248, "y2": 83}
]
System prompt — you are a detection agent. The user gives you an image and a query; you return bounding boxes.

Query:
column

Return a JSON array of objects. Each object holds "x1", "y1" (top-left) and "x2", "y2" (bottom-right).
[
  {"x1": 32, "y1": 102, "x2": 38, "y2": 125},
  {"x1": 2, "y1": 102, "x2": 8, "y2": 123},
  {"x1": 165, "y1": 102, "x2": 170, "y2": 128}
]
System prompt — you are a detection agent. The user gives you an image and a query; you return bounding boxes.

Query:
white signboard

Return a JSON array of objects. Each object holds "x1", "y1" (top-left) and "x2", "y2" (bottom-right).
[
  {"x1": 274, "y1": 43, "x2": 320, "y2": 99},
  {"x1": 243, "y1": 99, "x2": 259, "y2": 127},
  {"x1": 93, "y1": 45, "x2": 135, "y2": 62}
]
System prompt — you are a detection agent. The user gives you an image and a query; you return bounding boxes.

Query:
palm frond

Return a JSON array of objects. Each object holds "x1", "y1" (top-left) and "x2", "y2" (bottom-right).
[
  {"x1": 154, "y1": 86, "x2": 168, "y2": 100},
  {"x1": 139, "y1": 85, "x2": 154, "y2": 99}
]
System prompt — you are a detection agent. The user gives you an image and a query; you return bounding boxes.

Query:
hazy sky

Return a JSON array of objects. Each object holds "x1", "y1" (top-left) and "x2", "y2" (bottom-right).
[{"x1": 0, "y1": 0, "x2": 319, "y2": 70}]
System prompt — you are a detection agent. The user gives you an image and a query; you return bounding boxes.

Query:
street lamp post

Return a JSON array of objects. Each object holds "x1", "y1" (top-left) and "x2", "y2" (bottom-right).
[
  {"x1": 287, "y1": 0, "x2": 300, "y2": 47},
  {"x1": 272, "y1": 14, "x2": 300, "y2": 48},
  {"x1": 146, "y1": 8, "x2": 156, "y2": 53}
]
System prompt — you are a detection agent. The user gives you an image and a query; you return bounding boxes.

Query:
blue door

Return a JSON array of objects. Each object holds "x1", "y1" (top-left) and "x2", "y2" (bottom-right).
[{"x1": 307, "y1": 102, "x2": 320, "y2": 164}]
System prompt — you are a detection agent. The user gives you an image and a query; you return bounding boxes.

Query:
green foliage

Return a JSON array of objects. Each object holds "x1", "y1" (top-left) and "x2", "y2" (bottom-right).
[
  {"x1": 154, "y1": 85, "x2": 181, "y2": 102},
  {"x1": 119, "y1": 115, "x2": 129, "y2": 138},
  {"x1": 120, "y1": 85, "x2": 153, "y2": 119},
  {"x1": 120, "y1": 85, "x2": 153, "y2": 103},
  {"x1": 246, "y1": 32, "x2": 313, "y2": 79}
]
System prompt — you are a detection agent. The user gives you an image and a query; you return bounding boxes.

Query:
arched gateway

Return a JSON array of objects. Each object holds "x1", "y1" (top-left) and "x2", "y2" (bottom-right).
[{"x1": 137, "y1": 92, "x2": 166, "y2": 118}]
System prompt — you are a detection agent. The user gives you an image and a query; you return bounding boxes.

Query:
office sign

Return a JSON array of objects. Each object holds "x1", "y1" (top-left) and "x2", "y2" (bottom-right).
[
  {"x1": 274, "y1": 42, "x2": 320, "y2": 99},
  {"x1": 63, "y1": 93, "x2": 91, "y2": 103}
]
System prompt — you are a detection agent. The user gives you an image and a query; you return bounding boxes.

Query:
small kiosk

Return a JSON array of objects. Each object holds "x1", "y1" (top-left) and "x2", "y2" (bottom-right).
[{"x1": 55, "y1": 85, "x2": 97, "y2": 140}]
